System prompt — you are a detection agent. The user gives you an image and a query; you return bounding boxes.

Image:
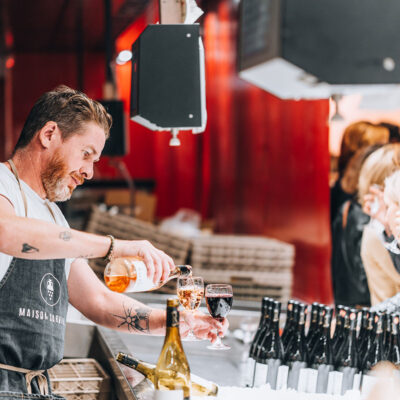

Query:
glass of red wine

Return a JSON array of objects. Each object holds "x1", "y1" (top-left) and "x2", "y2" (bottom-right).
[{"x1": 205, "y1": 283, "x2": 233, "y2": 350}]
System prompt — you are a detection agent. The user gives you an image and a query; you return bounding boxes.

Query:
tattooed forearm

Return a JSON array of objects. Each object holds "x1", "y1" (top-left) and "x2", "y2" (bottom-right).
[
  {"x1": 59, "y1": 231, "x2": 72, "y2": 241},
  {"x1": 21, "y1": 243, "x2": 39, "y2": 253},
  {"x1": 113, "y1": 304, "x2": 151, "y2": 333}
]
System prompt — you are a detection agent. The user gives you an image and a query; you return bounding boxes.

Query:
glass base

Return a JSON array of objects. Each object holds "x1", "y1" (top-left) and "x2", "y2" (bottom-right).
[{"x1": 207, "y1": 343, "x2": 230, "y2": 350}]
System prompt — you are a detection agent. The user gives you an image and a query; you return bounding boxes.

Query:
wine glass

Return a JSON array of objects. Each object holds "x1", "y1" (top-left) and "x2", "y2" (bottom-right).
[
  {"x1": 205, "y1": 284, "x2": 233, "y2": 350},
  {"x1": 384, "y1": 238, "x2": 400, "y2": 254},
  {"x1": 177, "y1": 276, "x2": 204, "y2": 341}
]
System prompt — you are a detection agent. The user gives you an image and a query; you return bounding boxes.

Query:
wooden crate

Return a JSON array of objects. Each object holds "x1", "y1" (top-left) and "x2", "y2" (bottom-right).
[{"x1": 49, "y1": 358, "x2": 110, "y2": 400}]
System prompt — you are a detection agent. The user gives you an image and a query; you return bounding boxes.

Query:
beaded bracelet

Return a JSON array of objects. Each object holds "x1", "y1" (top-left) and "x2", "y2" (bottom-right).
[{"x1": 104, "y1": 234, "x2": 115, "y2": 262}]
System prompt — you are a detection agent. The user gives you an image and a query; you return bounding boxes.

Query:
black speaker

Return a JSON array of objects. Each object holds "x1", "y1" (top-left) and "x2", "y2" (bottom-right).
[
  {"x1": 130, "y1": 24, "x2": 204, "y2": 130},
  {"x1": 239, "y1": 0, "x2": 400, "y2": 85},
  {"x1": 99, "y1": 100, "x2": 127, "y2": 156}
]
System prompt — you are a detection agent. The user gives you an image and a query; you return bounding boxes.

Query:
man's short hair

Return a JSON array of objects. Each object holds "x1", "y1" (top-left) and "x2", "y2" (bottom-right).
[{"x1": 14, "y1": 85, "x2": 112, "y2": 152}]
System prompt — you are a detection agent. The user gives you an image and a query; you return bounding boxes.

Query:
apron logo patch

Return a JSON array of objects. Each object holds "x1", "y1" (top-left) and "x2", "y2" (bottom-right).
[{"x1": 40, "y1": 273, "x2": 61, "y2": 306}]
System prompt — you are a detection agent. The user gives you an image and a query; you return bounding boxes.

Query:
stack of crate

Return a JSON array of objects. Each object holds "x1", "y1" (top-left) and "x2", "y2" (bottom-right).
[
  {"x1": 85, "y1": 206, "x2": 295, "y2": 301},
  {"x1": 49, "y1": 359, "x2": 110, "y2": 400},
  {"x1": 191, "y1": 235, "x2": 295, "y2": 303}
]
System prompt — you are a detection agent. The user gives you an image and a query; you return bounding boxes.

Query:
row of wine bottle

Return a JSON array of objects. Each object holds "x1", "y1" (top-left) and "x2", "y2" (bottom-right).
[{"x1": 246, "y1": 297, "x2": 400, "y2": 394}]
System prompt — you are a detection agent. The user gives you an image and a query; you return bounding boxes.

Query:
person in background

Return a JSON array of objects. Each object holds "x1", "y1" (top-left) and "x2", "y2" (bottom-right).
[
  {"x1": 379, "y1": 121, "x2": 400, "y2": 143},
  {"x1": 331, "y1": 145, "x2": 382, "y2": 307},
  {"x1": 331, "y1": 121, "x2": 391, "y2": 225},
  {"x1": 0, "y1": 86, "x2": 227, "y2": 398},
  {"x1": 360, "y1": 149, "x2": 400, "y2": 305}
]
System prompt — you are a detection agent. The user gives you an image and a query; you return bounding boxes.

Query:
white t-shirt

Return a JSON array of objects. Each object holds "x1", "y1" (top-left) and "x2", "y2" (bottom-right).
[{"x1": 0, "y1": 163, "x2": 73, "y2": 281}]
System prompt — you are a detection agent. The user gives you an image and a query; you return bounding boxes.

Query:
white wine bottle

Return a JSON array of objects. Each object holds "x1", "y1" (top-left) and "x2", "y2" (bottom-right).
[
  {"x1": 115, "y1": 353, "x2": 218, "y2": 397},
  {"x1": 155, "y1": 298, "x2": 191, "y2": 399},
  {"x1": 104, "y1": 257, "x2": 192, "y2": 293}
]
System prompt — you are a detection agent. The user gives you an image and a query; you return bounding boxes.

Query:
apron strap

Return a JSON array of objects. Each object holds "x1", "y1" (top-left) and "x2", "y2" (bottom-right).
[
  {"x1": 7, "y1": 159, "x2": 57, "y2": 222},
  {"x1": 7, "y1": 159, "x2": 28, "y2": 218},
  {"x1": 0, "y1": 362, "x2": 49, "y2": 395}
]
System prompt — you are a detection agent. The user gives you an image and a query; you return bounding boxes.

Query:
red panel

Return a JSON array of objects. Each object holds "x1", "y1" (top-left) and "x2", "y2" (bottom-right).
[
  {"x1": 8, "y1": 0, "x2": 332, "y2": 303},
  {"x1": 110, "y1": 0, "x2": 332, "y2": 303}
]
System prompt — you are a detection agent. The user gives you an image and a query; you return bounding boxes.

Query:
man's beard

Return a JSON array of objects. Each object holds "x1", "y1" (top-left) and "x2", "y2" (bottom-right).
[{"x1": 41, "y1": 152, "x2": 83, "y2": 202}]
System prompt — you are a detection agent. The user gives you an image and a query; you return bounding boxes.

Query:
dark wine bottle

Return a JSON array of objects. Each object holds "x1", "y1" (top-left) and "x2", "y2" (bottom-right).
[
  {"x1": 254, "y1": 300, "x2": 274, "y2": 361},
  {"x1": 388, "y1": 314, "x2": 400, "y2": 368},
  {"x1": 331, "y1": 305, "x2": 344, "y2": 352},
  {"x1": 333, "y1": 307, "x2": 349, "y2": 355},
  {"x1": 253, "y1": 301, "x2": 284, "y2": 389},
  {"x1": 357, "y1": 308, "x2": 370, "y2": 352},
  {"x1": 383, "y1": 312, "x2": 392, "y2": 360},
  {"x1": 285, "y1": 303, "x2": 308, "y2": 390},
  {"x1": 245, "y1": 297, "x2": 270, "y2": 387},
  {"x1": 336, "y1": 309, "x2": 359, "y2": 394},
  {"x1": 308, "y1": 304, "x2": 328, "y2": 359},
  {"x1": 310, "y1": 307, "x2": 334, "y2": 393},
  {"x1": 249, "y1": 297, "x2": 271, "y2": 359},
  {"x1": 281, "y1": 300, "x2": 295, "y2": 349},
  {"x1": 359, "y1": 312, "x2": 374, "y2": 369},
  {"x1": 361, "y1": 312, "x2": 384, "y2": 374},
  {"x1": 306, "y1": 303, "x2": 320, "y2": 346},
  {"x1": 282, "y1": 301, "x2": 299, "y2": 350}
]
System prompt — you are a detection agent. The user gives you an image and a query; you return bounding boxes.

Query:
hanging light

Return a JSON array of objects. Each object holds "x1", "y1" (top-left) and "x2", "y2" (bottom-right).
[
  {"x1": 116, "y1": 50, "x2": 132, "y2": 65},
  {"x1": 330, "y1": 94, "x2": 344, "y2": 122}
]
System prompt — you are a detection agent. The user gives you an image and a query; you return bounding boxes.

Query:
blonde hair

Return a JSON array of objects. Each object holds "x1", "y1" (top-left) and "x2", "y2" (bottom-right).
[
  {"x1": 358, "y1": 144, "x2": 400, "y2": 203},
  {"x1": 384, "y1": 170, "x2": 400, "y2": 206},
  {"x1": 339, "y1": 121, "x2": 390, "y2": 177}
]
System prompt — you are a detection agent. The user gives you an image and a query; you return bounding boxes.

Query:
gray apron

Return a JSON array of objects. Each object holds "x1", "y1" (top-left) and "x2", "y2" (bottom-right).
[{"x1": 0, "y1": 160, "x2": 68, "y2": 399}]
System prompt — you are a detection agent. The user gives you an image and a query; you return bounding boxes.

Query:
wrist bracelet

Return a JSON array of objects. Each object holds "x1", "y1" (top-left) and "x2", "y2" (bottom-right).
[{"x1": 104, "y1": 234, "x2": 115, "y2": 262}]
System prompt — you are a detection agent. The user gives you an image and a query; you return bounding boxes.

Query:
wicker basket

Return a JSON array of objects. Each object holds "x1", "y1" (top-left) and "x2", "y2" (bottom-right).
[
  {"x1": 49, "y1": 358, "x2": 110, "y2": 400},
  {"x1": 85, "y1": 206, "x2": 295, "y2": 302},
  {"x1": 191, "y1": 235, "x2": 295, "y2": 303}
]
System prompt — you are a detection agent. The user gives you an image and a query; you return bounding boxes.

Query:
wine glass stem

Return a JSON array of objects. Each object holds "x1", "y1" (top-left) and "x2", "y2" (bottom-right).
[{"x1": 214, "y1": 335, "x2": 222, "y2": 347}]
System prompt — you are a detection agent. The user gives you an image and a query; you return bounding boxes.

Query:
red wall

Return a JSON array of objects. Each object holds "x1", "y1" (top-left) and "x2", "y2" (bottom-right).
[
  {"x1": 111, "y1": 1, "x2": 332, "y2": 303},
  {"x1": 6, "y1": 0, "x2": 332, "y2": 304}
]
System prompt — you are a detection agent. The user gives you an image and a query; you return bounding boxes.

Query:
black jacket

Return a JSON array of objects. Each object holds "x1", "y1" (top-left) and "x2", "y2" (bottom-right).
[{"x1": 331, "y1": 199, "x2": 371, "y2": 307}]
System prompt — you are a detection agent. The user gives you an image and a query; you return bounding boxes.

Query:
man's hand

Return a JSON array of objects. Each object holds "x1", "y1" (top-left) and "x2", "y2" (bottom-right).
[
  {"x1": 180, "y1": 310, "x2": 229, "y2": 343},
  {"x1": 114, "y1": 239, "x2": 175, "y2": 284}
]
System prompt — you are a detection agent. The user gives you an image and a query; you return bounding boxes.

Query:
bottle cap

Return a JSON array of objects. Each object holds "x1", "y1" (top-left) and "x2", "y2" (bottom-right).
[{"x1": 167, "y1": 298, "x2": 179, "y2": 308}]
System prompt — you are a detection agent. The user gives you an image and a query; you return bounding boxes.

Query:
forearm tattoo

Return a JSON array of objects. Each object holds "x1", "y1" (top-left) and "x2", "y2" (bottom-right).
[
  {"x1": 113, "y1": 304, "x2": 151, "y2": 333},
  {"x1": 59, "y1": 231, "x2": 72, "y2": 241},
  {"x1": 21, "y1": 243, "x2": 39, "y2": 253}
]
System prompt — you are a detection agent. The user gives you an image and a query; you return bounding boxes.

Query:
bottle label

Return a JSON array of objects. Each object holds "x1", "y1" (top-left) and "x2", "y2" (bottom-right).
[
  {"x1": 306, "y1": 368, "x2": 318, "y2": 393},
  {"x1": 327, "y1": 370, "x2": 343, "y2": 395},
  {"x1": 243, "y1": 357, "x2": 256, "y2": 387},
  {"x1": 154, "y1": 389, "x2": 185, "y2": 400},
  {"x1": 297, "y1": 368, "x2": 310, "y2": 393},
  {"x1": 276, "y1": 365, "x2": 289, "y2": 390},
  {"x1": 166, "y1": 308, "x2": 179, "y2": 327},
  {"x1": 316, "y1": 364, "x2": 334, "y2": 393},
  {"x1": 253, "y1": 362, "x2": 268, "y2": 387},
  {"x1": 125, "y1": 260, "x2": 155, "y2": 292},
  {"x1": 287, "y1": 361, "x2": 307, "y2": 390},
  {"x1": 266, "y1": 358, "x2": 281, "y2": 390}
]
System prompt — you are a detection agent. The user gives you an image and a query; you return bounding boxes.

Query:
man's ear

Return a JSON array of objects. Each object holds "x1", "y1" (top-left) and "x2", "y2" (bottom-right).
[{"x1": 38, "y1": 121, "x2": 61, "y2": 149}]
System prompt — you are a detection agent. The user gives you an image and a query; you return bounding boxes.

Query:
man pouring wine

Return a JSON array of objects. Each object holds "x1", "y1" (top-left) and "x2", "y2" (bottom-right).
[{"x1": 0, "y1": 86, "x2": 228, "y2": 399}]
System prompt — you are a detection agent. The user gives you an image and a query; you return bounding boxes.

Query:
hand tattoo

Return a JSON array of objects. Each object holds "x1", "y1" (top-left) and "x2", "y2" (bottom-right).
[
  {"x1": 59, "y1": 231, "x2": 72, "y2": 241},
  {"x1": 113, "y1": 304, "x2": 151, "y2": 333},
  {"x1": 21, "y1": 243, "x2": 39, "y2": 253}
]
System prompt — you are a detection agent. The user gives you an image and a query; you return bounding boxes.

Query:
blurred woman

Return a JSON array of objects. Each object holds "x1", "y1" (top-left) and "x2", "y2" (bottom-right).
[
  {"x1": 331, "y1": 121, "x2": 390, "y2": 224},
  {"x1": 360, "y1": 148, "x2": 400, "y2": 305},
  {"x1": 331, "y1": 145, "x2": 382, "y2": 307}
]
